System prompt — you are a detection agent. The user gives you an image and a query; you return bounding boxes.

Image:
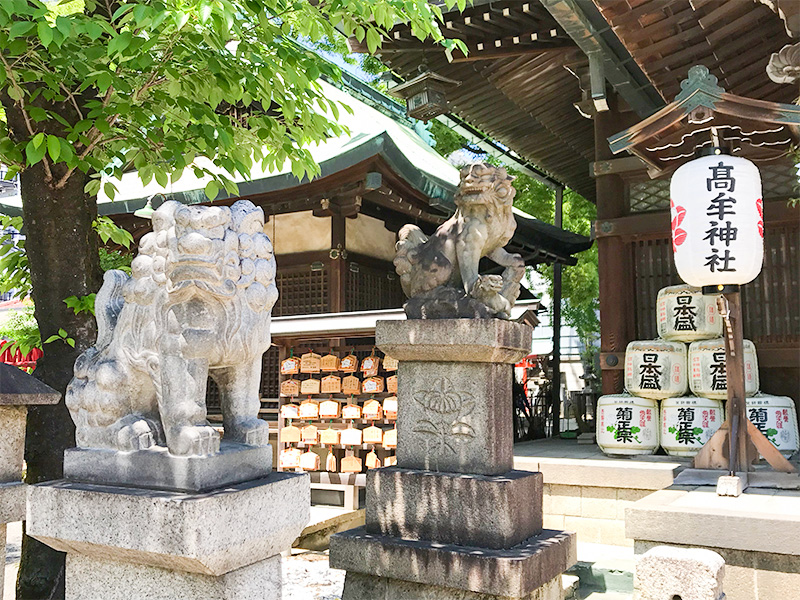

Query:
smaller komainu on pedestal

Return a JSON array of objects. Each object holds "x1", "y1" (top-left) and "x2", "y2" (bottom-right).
[{"x1": 27, "y1": 200, "x2": 309, "y2": 600}]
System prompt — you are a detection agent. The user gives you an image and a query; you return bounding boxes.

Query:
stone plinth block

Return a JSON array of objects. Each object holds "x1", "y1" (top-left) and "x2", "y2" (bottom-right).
[
  {"x1": 341, "y1": 572, "x2": 563, "y2": 600},
  {"x1": 376, "y1": 319, "x2": 532, "y2": 364},
  {"x1": 366, "y1": 468, "x2": 542, "y2": 549},
  {"x1": 635, "y1": 545, "x2": 725, "y2": 600},
  {"x1": 330, "y1": 527, "x2": 576, "y2": 598},
  {"x1": 397, "y1": 361, "x2": 513, "y2": 475},
  {"x1": 66, "y1": 553, "x2": 281, "y2": 600},
  {"x1": 0, "y1": 481, "x2": 26, "y2": 523},
  {"x1": 27, "y1": 472, "x2": 309, "y2": 576},
  {"x1": 64, "y1": 441, "x2": 272, "y2": 492},
  {"x1": 0, "y1": 405, "x2": 26, "y2": 482}
]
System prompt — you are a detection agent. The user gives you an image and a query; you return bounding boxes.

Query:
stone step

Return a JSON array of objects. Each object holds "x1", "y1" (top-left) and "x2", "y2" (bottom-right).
[
  {"x1": 566, "y1": 542, "x2": 635, "y2": 595},
  {"x1": 562, "y1": 574, "x2": 580, "y2": 599}
]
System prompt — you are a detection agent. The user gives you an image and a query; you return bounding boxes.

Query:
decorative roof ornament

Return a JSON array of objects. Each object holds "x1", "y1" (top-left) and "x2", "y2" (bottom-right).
[
  {"x1": 767, "y1": 42, "x2": 800, "y2": 85},
  {"x1": 675, "y1": 66, "x2": 725, "y2": 104}
]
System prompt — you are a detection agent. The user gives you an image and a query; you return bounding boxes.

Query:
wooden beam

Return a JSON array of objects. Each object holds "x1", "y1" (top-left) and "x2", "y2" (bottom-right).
[
  {"x1": 450, "y1": 43, "x2": 575, "y2": 63},
  {"x1": 591, "y1": 156, "x2": 648, "y2": 177}
]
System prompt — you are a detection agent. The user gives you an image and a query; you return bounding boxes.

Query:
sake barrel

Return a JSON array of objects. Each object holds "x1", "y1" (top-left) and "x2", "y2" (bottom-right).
[
  {"x1": 597, "y1": 395, "x2": 659, "y2": 456},
  {"x1": 656, "y1": 285, "x2": 722, "y2": 342},
  {"x1": 746, "y1": 395, "x2": 799, "y2": 458},
  {"x1": 688, "y1": 338, "x2": 759, "y2": 400},
  {"x1": 660, "y1": 396, "x2": 724, "y2": 457},
  {"x1": 624, "y1": 340, "x2": 688, "y2": 399}
]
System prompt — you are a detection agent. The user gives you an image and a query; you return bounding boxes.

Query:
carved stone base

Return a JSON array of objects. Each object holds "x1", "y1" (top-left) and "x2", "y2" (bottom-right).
[{"x1": 63, "y1": 441, "x2": 272, "y2": 492}]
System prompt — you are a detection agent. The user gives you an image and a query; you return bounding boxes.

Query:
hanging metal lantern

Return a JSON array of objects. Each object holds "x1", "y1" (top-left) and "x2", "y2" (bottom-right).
[
  {"x1": 389, "y1": 70, "x2": 460, "y2": 122},
  {"x1": 669, "y1": 148, "x2": 763, "y2": 291}
]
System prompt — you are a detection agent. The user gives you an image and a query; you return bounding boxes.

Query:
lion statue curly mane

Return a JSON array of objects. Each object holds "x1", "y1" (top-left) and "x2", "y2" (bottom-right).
[
  {"x1": 66, "y1": 199, "x2": 278, "y2": 457},
  {"x1": 394, "y1": 162, "x2": 524, "y2": 319}
]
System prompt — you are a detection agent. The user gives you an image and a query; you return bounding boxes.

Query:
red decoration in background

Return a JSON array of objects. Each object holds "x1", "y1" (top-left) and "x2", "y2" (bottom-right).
[
  {"x1": 670, "y1": 199, "x2": 687, "y2": 252},
  {"x1": 0, "y1": 340, "x2": 42, "y2": 369},
  {"x1": 756, "y1": 198, "x2": 764, "y2": 238}
]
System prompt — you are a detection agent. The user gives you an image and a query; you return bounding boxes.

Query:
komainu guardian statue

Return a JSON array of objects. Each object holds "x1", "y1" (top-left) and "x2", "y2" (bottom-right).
[
  {"x1": 66, "y1": 200, "x2": 278, "y2": 457},
  {"x1": 394, "y1": 162, "x2": 525, "y2": 319}
]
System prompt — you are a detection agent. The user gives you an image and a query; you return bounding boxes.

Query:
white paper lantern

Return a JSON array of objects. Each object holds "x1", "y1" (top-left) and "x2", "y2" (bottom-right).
[
  {"x1": 656, "y1": 285, "x2": 723, "y2": 341},
  {"x1": 660, "y1": 396, "x2": 724, "y2": 457},
  {"x1": 670, "y1": 153, "x2": 763, "y2": 288},
  {"x1": 624, "y1": 340, "x2": 688, "y2": 399},
  {"x1": 597, "y1": 394, "x2": 659, "y2": 456}
]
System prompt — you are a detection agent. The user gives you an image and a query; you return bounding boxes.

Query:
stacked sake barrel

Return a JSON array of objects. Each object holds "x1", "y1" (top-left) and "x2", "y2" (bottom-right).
[{"x1": 597, "y1": 285, "x2": 799, "y2": 458}]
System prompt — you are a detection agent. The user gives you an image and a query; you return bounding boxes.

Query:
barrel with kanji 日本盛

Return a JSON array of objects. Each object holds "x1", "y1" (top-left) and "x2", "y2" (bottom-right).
[
  {"x1": 596, "y1": 394, "x2": 659, "y2": 456},
  {"x1": 656, "y1": 285, "x2": 723, "y2": 342},
  {"x1": 688, "y1": 338, "x2": 759, "y2": 400},
  {"x1": 660, "y1": 396, "x2": 724, "y2": 457},
  {"x1": 624, "y1": 340, "x2": 688, "y2": 399},
  {"x1": 746, "y1": 394, "x2": 799, "y2": 458}
]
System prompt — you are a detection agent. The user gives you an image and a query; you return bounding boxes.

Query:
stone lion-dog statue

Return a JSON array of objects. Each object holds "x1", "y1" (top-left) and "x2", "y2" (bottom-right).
[
  {"x1": 66, "y1": 200, "x2": 278, "y2": 457},
  {"x1": 394, "y1": 162, "x2": 525, "y2": 319}
]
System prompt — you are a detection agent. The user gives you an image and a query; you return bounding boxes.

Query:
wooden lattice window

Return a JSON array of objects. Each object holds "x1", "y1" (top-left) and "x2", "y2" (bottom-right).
[
  {"x1": 274, "y1": 268, "x2": 329, "y2": 316},
  {"x1": 346, "y1": 263, "x2": 406, "y2": 312}
]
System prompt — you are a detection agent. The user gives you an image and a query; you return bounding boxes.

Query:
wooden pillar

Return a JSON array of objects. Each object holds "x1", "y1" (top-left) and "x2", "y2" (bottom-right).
[
  {"x1": 330, "y1": 212, "x2": 347, "y2": 313},
  {"x1": 594, "y1": 97, "x2": 636, "y2": 394},
  {"x1": 551, "y1": 186, "x2": 563, "y2": 435}
]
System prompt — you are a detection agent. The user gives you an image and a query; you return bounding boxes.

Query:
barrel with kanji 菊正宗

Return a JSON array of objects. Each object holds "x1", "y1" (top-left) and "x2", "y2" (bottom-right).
[
  {"x1": 624, "y1": 340, "x2": 688, "y2": 400},
  {"x1": 746, "y1": 394, "x2": 799, "y2": 459},
  {"x1": 660, "y1": 396, "x2": 724, "y2": 457},
  {"x1": 656, "y1": 285, "x2": 722, "y2": 342},
  {"x1": 596, "y1": 394, "x2": 659, "y2": 456},
  {"x1": 688, "y1": 338, "x2": 759, "y2": 400}
]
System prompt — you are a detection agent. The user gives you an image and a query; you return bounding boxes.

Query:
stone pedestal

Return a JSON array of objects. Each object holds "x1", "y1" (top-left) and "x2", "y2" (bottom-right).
[
  {"x1": 330, "y1": 320, "x2": 576, "y2": 600},
  {"x1": 27, "y1": 472, "x2": 309, "y2": 600}
]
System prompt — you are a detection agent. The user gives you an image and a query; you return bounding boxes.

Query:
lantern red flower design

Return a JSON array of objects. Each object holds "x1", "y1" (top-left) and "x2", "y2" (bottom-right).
[{"x1": 669, "y1": 153, "x2": 763, "y2": 287}]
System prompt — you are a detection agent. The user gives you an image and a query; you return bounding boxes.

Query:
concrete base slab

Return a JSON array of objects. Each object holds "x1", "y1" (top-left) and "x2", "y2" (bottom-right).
[
  {"x1": 675, "y1": 468, "x2": 800, "y2": 490},
  {"x1": 0, "y1": 481, "x2": 26, "y2": 523},
  {"x1": 366, "y1": 468, "x2": 542, "y2": 549},
  {"x1": 65, "y1": 552, "x2": 281, "y2": 600},
  {"x1": 330, "y1": 526, "x2": 576, "y2": 598},
  {"x1": 27, "y1": 472, "x2": 309, "y2": 576},
  {"x1": 341, "y1": 572, "x2": 564, "y2": 600},
  {"x1": 64, "y1": 441, "x2": 272, "y2": 492}
]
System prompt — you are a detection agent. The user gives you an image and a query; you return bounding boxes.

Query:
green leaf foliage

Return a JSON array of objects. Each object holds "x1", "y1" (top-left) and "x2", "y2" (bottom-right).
[{"x1": 0, "y1": 0, "x2": 461, "y2": 192}]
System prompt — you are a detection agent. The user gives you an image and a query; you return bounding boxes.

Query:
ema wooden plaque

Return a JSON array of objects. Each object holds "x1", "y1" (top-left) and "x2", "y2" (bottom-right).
[
  {"x1": 383, "y1": 355, "x2": 399, "y2": 371},
  {"x1": 383, "y1": 396, "x2": 398, "y2": 420},
  {"x1": 301, "y1": 424, "x2": 318, "y2": 444},
  {"x1": 319, "y1": 428, "x2": 340, "y2": 445},
  {"x1": 362, "y1": 377, "x2": 384, "y2": 394},
  {"x1": 325, "y1": 449, "x2": 337, "y2": 472},
  {"x1": 278, "y1": 447, "x2": 301, "y2": 469},
  {"x1": 300, "y1": 352, "x2": 321, "y2": 373},
  {"x1": 320, "y1": 354, "x2": 340, "y2": 372},
  {"x1": 386, "y1": 375, "x2": 398, "y2": 394},
  {"x1": 363, "y1": 425, "x2": 383, "y2": 444},
  {"x1": 340, "y1": 354, "x2": 358, "y2": 372},
  {"x1": 342, "y1": 403, "x2": 361, "y2": 419},
  {"x1": 280, "y1": 379, "x2": 300, "y2": 397},
  {"x1": 365, "y1": 450, "x2": 381, "y2": 469},
  {"x1": 384, "y1": 455, "x2": 397, "y2": 467},
  {"x1": 280, "y1": 424, "x2": 300, "y2": 443},
  {"x1": 361, "y1": 355, "x2": 381, "y2": 376},
  {"x1": 280, "y1": 403, "x2": 300, "y2": 419},
  {"x1": 341, "y1": 453, "x2": 362, "y2": 473},
  {"x1": 300, "y1": 378, "x2": 320, "y2": 395},
  {"x1": 300, "y1": 450, "x2": 320, "y2": 471},
  {"x1": 383, "y1": 427, "x2": 397, "y2": 448},
  {"x1": 342, "y1": 375, "x2": 361, "y2": 395},
  {"x1": 280, "y1": 357, "x2": 300, "y2": 375},
  {"x1": 363, "y1": 399, "x2": 383, "y2": 420},
  {"x1": 319, "y1": 399, "x2": 340, "y2": 419},
  {"x1": 321, "y1": 375, "x2": 341, "y2": 395},
  {"x1": 340, "y1": 426, "x2": 363, "y2": 446},
  {"x1": 299, "y1": 400, "x2": 319, "y2": 420}
]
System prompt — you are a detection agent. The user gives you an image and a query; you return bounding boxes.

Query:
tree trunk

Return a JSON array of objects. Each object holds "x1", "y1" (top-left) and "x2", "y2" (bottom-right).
[{"x1": 15, "y1": 162, "x2": 101, "y2": 599}]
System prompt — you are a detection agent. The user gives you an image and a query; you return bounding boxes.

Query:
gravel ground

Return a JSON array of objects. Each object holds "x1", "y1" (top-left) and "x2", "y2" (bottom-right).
[{"x1": 283, "y1": 550, "x2": 345, "y2": 600}]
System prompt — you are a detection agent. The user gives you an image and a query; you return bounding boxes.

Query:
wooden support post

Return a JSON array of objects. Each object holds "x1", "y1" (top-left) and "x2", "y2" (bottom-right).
[
  {"x1": 551, "y1": 186, "x2": 563, "y2": 436},
  {"x1": 594, "y1": 96, "x2": 637, "y2": 394},
  {"x1": 330, "y1": 213, "x2": 347, "y2": 313},
  {"x1": 693, "y1": 291, "x2": 795, "y2": 473}
]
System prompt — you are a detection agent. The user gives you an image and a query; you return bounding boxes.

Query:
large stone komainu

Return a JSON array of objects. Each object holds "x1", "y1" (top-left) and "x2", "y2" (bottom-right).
[{"x1": 66, "y1": 200, "x2": 278, "y2": 457}]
